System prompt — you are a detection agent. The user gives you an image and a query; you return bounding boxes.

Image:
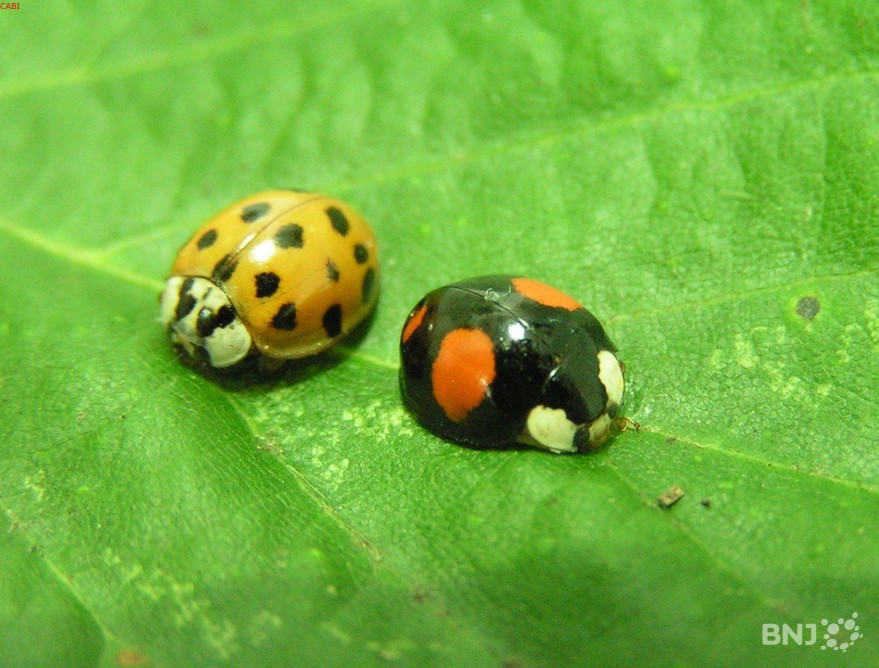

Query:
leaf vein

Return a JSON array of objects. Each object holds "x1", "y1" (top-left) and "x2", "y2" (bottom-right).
[
  {"x1": 637, "y1": 425, "x2": 879, "y2": 496},
  {"x1": 0, "y1": 216, "x2": 164, "y2": 292},
  {"x1": 218, "y1": 396, "x2": 498, "y2": 658},
  {"x1": 224, "y1": 395, "x2": 384, "y2": 564},
  {"x1": 327, "y1": 69, "x2": 879, "y2": 194},
  {"x1": 1, "y1": 506, "x2": 120, "y2": 658},
  {"x1": 4, "y1": 216, "x2": 876, "y2": 375},
  {"x1": 0, "y1": 0, "x2": 402, "y2": 99},
  {"x1": 603, "y1": 463, "x2": 793, "y2": 616},
  {"x1": 607, "y1": 268, "x2": 879, "y2": 324}
]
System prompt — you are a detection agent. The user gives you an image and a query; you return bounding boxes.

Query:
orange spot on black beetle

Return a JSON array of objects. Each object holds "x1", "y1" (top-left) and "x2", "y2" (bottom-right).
[
  {"x1": 402, "y1": 305, "x2": 428, "y2": 344},
  {"x1": 431, "y1": 328, "x2": 496, "y2": 422},
  {"x1": 511, "y1": 277, "x2": 582, "y2": 311}
]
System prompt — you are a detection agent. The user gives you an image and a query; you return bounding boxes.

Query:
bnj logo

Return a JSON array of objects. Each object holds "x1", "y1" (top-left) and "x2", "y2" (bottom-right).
[{"x1": 762, "y1": 612, "x2": 861, "y2": 652}]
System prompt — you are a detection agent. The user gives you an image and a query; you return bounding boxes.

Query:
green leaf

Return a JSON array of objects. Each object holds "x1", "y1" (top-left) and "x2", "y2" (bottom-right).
[{"x1": 2, "y1": 1, "x2": 878, "y2": 665}]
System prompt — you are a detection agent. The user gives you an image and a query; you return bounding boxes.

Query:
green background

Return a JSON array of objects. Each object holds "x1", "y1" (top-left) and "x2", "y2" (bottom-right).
[{"x1": 1, "y1": 1, "x2": 877, "y2": 666}]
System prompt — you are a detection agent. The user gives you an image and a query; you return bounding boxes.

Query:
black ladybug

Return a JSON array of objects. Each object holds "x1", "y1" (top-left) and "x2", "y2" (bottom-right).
[{"x1": 399, "y1": 276, "x2": 625, "y2": 453}]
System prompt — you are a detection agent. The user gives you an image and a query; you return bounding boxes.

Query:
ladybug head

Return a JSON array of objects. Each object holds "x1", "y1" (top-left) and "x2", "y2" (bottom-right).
[
  {"x1": 523, "y1": 310, "x2": 625, "y2": 453},
  {"x1": 520, "y1": 348, "x2": 624, "y2": 453},
  {"x1": 160, "y1": 276, "x2": 252, "y2": 368}
]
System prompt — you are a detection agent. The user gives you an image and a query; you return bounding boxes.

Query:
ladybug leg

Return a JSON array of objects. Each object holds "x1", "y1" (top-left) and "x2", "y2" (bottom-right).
[{"x1": 611, "y1": 417, "x2": 640, "y2": 434}]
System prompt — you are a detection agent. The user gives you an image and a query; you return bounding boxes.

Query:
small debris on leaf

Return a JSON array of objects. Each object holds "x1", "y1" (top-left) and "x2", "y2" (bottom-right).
[{"x1": 657, "y1": 485, "x2": 685, "y2": 509}]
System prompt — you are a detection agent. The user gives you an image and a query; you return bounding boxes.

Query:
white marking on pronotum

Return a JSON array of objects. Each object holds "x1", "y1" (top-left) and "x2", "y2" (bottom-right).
[
  {"x1": 597, "y1": 349, "x2": 624, "y2": 408},
  {"x1": 159, "y1": 276, "x2": 184, "y2": 327},
  {"x1": 524, "y1": 405, "x2": 579, "y2": 453},
  {"x1": 161, "y1": 276, "x2": 252, "y2": 368}
]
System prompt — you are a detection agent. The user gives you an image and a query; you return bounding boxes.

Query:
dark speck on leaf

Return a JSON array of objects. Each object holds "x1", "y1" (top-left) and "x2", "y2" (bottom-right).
[{"x1": 796, "y1": 296, "x2": 820, "y2": 321}]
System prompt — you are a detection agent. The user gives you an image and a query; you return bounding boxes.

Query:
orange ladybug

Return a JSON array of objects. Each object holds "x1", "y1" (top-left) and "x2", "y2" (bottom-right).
[{"x1": 160, "y1": 190, "x2": 379, "y2": 369}]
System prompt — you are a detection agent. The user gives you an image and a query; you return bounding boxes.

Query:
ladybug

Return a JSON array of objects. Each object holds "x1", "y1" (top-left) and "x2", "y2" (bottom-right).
[
  {"x1": 160, "y1": 190, "x2": 379, "y2": 369},
  {"x1": 399, "y1": 276, "x2": 624, "y2": 453}
]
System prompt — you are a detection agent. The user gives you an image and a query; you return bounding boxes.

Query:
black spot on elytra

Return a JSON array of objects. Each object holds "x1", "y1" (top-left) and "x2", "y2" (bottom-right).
[
  {"x1": 254, "y1": 272, "x2": 280, "y2": 298},
  {"x1": 241, "y1": 202, "x2": 270, "y2": 223},
  {"x1": 275, "y1": 223, "x2": 304, "y2": 248},
  {"x1": 354, "y1": 243, "x2": 369, "y2": 264},
  {"x1": 361, "y1": 267, "x2": 376, "y2": 303},
  {"x1": 174, "y1": 278, "x2": 197, "y2": 320},
  {"x1": 197, "y1": 229, "x2": 218, "y2": 250},
  {"x1": 326, "y1": 260, "x2": 340, "y2": 282},
  {"x1": 796, "y1": 296, "x2": 820, "y2": 321},
  {"x1": 322, "y1": 304, "x2": 343, "y2": 338},
  {"x1": 212, "y1": 254, "x2": 238, "y2": 282},
  {"x1": 327, "y1": 207, "x2": 349, "y2": 236},
  {"x1": 196, "y1": 305, "x2": 236, "y2": 338},
  {"x1": 272, "y1": 302, "x2": 297, "y2": 330}
]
